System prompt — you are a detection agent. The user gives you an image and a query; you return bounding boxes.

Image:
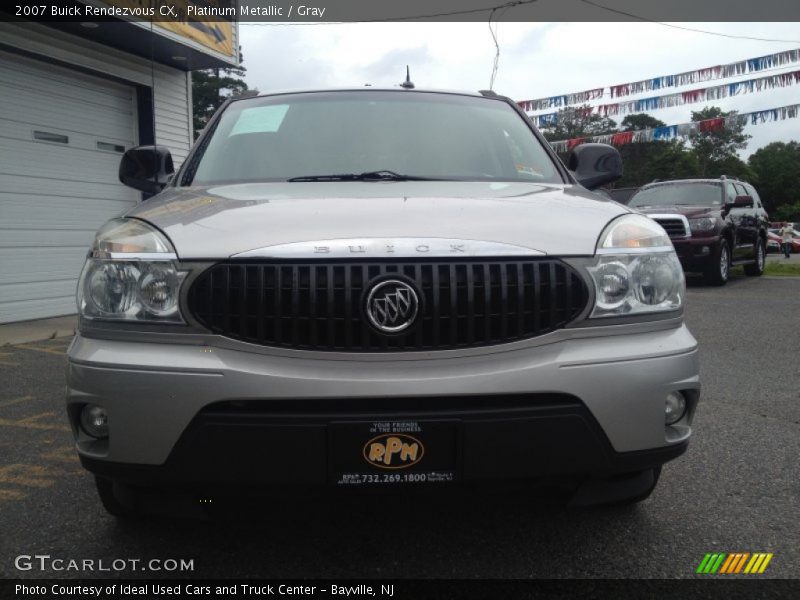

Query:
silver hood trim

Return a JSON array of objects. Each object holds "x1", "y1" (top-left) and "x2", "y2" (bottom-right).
[{"x1": 232, "y1": 237, "x2": 546, "y2": 258}]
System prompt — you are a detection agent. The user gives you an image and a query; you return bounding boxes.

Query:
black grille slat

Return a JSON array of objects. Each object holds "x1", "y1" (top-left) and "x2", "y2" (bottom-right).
[
  {"x1": 549, "y1": 262, "x2": 557, "y2": 330},
  {"x1": 483, "y1": 263, "x2": 491, "y2": 342},
  {"x1": 256, "y1": 266, "x2": 265, "y2": 343},
  {"x1": 240, "y1": 265, "x2": 248, "y2": 339},
  {"x1": 448, "y1": 264, "x2": 458, "y2": 346},
  {"x1": 432, "y1": 264, "x2": 441, "y2": 347},
  {"x1": 515, "y1": 263, "x2": 524, "y2": 337},
  {"x1": 414, "y1": 264, "x2": 424, "y2": 348},
  {"x1": 188, "y1": 259, "x2": 589, "y2": 352},
  {"x1": 464, "y1": 264, "x2": 474, "y2": 345},
  {"x1": 223, "y1": 267, "x2": 231, "y2": 334},
  {"x1": 308, "y1": 266, "x2": 317, "y2": 348},
  {"x1": 654, "y1": 218, "x2": 688, "y2": 238}
]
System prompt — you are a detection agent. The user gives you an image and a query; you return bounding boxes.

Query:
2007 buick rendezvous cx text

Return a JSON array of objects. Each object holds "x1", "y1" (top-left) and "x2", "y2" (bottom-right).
[{"x1": 65, "y1": 88, "x2": 700, "y2": 516}]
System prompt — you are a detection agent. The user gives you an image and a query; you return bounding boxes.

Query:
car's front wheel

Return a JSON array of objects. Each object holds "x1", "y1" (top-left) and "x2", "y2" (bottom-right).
[
  {"x1": 703, "y1": 240, "x2": 731, "y2": 286},
  {"x1": 744, "y1": 239, "x2": 766, "y2": 276}
]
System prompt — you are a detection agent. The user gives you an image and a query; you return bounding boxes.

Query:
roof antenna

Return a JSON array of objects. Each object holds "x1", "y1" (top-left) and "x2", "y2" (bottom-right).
[{"x1": 400, "y1": 66, "x2": 415, "y2": 89}]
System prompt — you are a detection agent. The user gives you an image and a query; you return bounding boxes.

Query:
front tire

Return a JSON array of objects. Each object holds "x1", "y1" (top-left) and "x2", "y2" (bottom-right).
[
  {"x1": 703, "y1": 240, "x2": 731, "y2": 286},
  {"x1": 744, "y1": 239, "x2": 766, "y2": 276}
]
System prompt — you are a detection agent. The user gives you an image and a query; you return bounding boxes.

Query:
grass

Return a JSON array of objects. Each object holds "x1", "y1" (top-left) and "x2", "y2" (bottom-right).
[{"x1": 763, "y1": 261, "x2": 800, "y2": 277}]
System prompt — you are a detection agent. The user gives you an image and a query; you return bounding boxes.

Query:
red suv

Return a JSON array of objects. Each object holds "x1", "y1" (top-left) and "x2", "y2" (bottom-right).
[{"x1": 628, "y1": 177, "x2": 769, "y2": 285}]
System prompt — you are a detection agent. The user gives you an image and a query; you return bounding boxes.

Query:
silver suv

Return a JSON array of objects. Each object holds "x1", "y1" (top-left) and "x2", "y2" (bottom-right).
[{"x1": 67, "y1": 89, "x2": 700, "y2": 516}]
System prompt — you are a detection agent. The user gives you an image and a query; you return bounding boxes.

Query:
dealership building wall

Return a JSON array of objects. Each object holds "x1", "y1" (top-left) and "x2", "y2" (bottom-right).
[{"x1": 0, "y1": 20, "x2": 235, "y2": 324}]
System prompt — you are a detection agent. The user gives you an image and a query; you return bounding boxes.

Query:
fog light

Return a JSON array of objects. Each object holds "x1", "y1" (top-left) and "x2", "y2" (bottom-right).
[
  {"x1": 665, "y1": 391, "x2": 687, "y2": 425},
  {"x1": 80, "y1": 404, "x2": 108, "y2": 438}
]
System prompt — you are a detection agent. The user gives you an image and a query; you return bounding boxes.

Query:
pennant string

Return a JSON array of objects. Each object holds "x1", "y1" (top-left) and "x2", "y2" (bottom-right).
[
  {"x1": 531, "y1": 70, "x2": 800, "y2": 127},
  {"x1": 518, "y1": 48, "x2": 800, "y2": 114}
]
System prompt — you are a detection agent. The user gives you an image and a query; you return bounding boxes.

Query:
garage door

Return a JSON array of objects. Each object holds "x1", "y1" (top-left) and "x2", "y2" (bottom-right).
[{"x1": 0, "y1": 50, "x2": 139, "y2": 323}]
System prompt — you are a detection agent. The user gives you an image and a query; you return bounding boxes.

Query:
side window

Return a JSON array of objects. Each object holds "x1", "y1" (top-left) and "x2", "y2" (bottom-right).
[
  {"x1": 744, "y1": 184, "x2": 762, "y2": 207},
  {"x1": 734, "y1": 183, "x2": 747, "y2": 196},
  {"x1": 726, "y1": 183, "x2": 738, "y2": 202}
]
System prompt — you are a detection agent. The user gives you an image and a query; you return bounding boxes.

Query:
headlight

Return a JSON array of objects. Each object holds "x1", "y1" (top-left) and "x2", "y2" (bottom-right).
[
  {"x1": 689, "y1": 217, "x2": 716, "y2": 233},
  {"x1": 77, "y1": 219, "x2": 186, "y2": 323},
  {"x1": 588, "y1": 215, "x2": 684, "y2": 318}
]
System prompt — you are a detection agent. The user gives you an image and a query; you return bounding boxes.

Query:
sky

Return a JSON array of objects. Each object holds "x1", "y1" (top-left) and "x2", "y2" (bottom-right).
[{"x1": 238, "y1": 22, "x2": 800, "y2": 157}]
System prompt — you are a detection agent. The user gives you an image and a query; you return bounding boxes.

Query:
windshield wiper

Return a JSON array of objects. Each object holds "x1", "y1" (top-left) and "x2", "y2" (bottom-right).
[{"x1": 287, "y1": 170, "x2": 438, "y2": 182}]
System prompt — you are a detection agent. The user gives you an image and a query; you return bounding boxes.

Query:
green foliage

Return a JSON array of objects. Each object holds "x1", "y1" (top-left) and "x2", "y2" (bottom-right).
[
  {"x1": 540, "y1": 104, "x2": 617, "y2": 141},
  {"x1": 620, "y1": 114, "x2": 665, "y2": 131},
  {"x1": 774, "y1": 202, "x2": 800, "y2": 221},
  {"x1": 747, "y1": 142, "x2": 800, "y2": 213},
  {"x1": 687, "y1": 107, "x2": 750, "y2": 177},
  {"x1": 615, "y1": 140, "x2": 696, "y2": 187},
  {"x1": 541, "y1": 106, "x2": 790, "y2": 192},
  {"x1": 192, "y1": 66, "x2": 253, "y2": 138},
  {"x1": 700, "y1": 154, "x2": 753, "y2": 181}
]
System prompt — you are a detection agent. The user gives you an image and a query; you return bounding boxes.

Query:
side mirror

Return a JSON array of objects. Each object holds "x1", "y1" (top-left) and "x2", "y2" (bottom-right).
[
  {"x1": 566, "y1": 143, "x2": 623, "y2": 190},
  {"x1": 119, "y1": 145, "x2": 174, "y2": 194},
  {"x1": 730, "y1": 195, "x2": 754, "y2": 208}
]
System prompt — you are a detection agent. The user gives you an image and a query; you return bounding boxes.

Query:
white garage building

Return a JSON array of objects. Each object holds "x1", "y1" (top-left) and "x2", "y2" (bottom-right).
[{"x1": 0, "y1": 14, "x2": 238, "y2": 323}]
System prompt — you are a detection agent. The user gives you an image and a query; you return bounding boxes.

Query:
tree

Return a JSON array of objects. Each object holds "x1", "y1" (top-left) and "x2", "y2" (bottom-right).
[
  {"x1": 192, "y1": 63, "x2": 253, "y2": 138},
  {"x1": 688, "y1": 107, "x2": 750, "y2": 177},
  {"x1": 774, "y1": 202, "x2": 800, "y2": 222},
  {"x1": 748, "y1": 141, "x2": 800, "y2": 214},
  {"x1": 540, "y1": 104, "x2": 617, "y2": 142},
  {"x1": 620, "y1": 113, "x2": 665, "y2": 131},
  {"x1": 614, "y1": 113, "x2": 682, "y2": 187},
  {"x1": 614, "y1": 140, "x2": 696, "y2": 188}
]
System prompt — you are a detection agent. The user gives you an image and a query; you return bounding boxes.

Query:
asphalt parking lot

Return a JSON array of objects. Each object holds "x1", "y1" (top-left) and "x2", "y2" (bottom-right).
[{"x1": 0, "y1": 274, "x2": 798, "y2": 580}]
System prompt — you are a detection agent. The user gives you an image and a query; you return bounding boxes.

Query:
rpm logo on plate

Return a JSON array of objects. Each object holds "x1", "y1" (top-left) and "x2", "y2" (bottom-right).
[{"x1": 363, "y1": 434, "x2": 424, "y2": 469}]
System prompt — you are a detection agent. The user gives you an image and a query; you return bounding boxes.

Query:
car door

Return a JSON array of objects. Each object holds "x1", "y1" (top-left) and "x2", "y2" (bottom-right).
[
  {"x1": 726, "y1": 182, "x2": 753, "y2": 259},
  {"x1": 743, "y1": 183, "x2": 768, "y2": 248}
]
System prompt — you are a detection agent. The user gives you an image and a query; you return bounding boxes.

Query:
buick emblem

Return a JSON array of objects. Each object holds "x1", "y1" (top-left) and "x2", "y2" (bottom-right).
[{"x1": 365, "y1": 279, "x2": 419, "y2": 334}]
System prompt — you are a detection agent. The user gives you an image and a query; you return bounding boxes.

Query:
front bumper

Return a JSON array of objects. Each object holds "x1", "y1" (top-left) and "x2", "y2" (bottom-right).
[
  {"x1": 671, "y1": 236, "x2": 721, "y2": 271},
  {"x1": 66, "y1": 323, "x2": 700, "y2": 486}
]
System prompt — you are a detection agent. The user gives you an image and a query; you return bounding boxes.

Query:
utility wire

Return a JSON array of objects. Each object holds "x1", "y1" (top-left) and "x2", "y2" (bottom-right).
[
  {"x1": 577, "y1": 0, "x2": 800, "y2": 44},
  {"x1": 488, "y1": 8, "x2": 500, "y2": 90},
  {"x1": 487, "y1": 3, "x2": 517, "y2": 89}
]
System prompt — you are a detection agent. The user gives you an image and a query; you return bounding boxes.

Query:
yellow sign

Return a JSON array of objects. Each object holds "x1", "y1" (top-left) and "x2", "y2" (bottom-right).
[{"x1": 101, "y1": 1, "x2": 236, "y2": 58}]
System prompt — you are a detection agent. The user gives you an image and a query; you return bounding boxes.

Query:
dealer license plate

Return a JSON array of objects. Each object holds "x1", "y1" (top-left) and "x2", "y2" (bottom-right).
[{"x1": 329, "y1": 420, "x2": 459, "y2": 486}]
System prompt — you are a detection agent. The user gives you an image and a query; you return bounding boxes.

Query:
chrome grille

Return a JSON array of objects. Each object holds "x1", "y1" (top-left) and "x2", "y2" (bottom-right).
[{"x1": 187, "y1": 259, "x2": 589, "y2": 352}]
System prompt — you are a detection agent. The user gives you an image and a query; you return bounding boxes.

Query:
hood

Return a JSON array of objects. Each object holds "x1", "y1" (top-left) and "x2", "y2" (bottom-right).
[
  {"x1": 126, "y1": 181, "x2": 630, "y2": 259},
  {"x1": 634, "y1": 205, "x2": 721, "y2": 219}
]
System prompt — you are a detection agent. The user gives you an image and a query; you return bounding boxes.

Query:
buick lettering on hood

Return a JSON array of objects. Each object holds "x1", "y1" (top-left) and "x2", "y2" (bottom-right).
[{"x1": 66, "y1": 88, "x2": 700, "y2": 516}]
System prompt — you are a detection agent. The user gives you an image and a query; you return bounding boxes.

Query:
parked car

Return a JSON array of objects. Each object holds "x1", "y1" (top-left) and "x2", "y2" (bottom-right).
[
  {"x1": 766, "y1": 230, "x2": 783, "y2": 253},
  {"x1": 769, "y1": 227, "x2": 800, "y2": 254},
  {"x1": 67, "y1": 88, "x2": 700, "y2": 517},
  {"x1": 629, "y1": 177, "x2": 770, "y2": 285}
]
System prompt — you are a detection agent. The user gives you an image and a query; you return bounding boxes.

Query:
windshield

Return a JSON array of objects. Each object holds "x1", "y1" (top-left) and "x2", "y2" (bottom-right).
[
  {"x1": 629, "y1": 182, "x2": 722, "y2": 208},
  {"x1": 187, "y1": 91, "x2": 561, "y2": 185}
]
